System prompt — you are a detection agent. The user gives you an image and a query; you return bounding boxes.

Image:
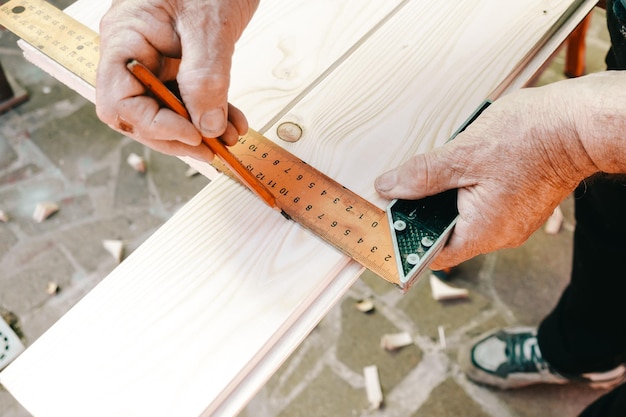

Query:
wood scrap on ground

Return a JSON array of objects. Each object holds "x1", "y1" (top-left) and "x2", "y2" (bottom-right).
[
  {"x1": 102, "y1": 240, "x2": 124, "y2": 263},
  {"x1": 363, "y1": 365, "x2": 383, "y2": 410},
  {"x1": 32, "y1": 201, "x2": 58, "y2": 223},
  {"x1": 126, "y1": 153, "x2": 146, "y2": 173},
  {"x1": 355, "y1": 298, "x2": 375, "y2": 313},
  {"x1": 380, "y1": 332, "x2": 413, "y2": 351},
  {"x1": 46, "y1": 282, "x2": 60, "y2": 295},
  {"x1": 544, "y1": 205, "x2": 564, "y2": 235},
  {"x1": 429, "y1": 274, "x2": 469, "y2": 301}
]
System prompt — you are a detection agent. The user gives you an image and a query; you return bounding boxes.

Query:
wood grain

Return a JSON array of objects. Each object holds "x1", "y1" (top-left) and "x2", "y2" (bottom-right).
[{"x1": 0, "y1": 0, "x2": 596, "y2": 416}]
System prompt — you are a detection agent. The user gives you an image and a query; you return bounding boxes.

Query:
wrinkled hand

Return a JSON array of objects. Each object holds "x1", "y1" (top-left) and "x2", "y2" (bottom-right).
[
  {"x1": 375, "y1": 86, "x2": 596, "y2": 270},
  {"x1": 96, "y1": 0, "x2": 259, "y2": 161}
]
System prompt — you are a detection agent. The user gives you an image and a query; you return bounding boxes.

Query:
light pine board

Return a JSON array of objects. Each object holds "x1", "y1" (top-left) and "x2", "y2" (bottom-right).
[
  {"x1": 19, "y1": 0, "x2": 406, "y2": 178},
  {"x1": 1, "y1": 0, "x2": 595, "y2": 416}
]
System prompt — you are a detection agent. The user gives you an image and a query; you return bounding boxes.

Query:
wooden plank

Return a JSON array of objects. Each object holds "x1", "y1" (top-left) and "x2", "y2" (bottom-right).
[
  {"x1": 0, "y1": 0, "x2": 595, "y2": 416},
  {"x1": 18, "y1": 0, "x2": 406, "y2": 178}
]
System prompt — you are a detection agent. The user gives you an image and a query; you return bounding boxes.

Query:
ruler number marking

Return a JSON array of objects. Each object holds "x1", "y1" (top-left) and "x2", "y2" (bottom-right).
[{"x1": 0, "y1": 0, "x2": 100, "y2": 84}]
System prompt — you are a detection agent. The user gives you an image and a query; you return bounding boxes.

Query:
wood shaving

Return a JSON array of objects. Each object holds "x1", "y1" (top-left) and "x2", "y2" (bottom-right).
[
  {"x1": 32, "y1": 201, "x2": 59, "y2": 223},
  {"x1": 430, "y1": 274, "x2": 469, "y2": 301},
  {"x1": 545, "y1": 205, "x2": 563, "y2": 235},
  {"x1": 127, "y1": 153, "x2": 146, "y2": 173},
  {"x1": 185, "y1": 167, "x2": 199, "y2": 177},
  {"x1": 46, "y1": 282, "x2": 60, "y2": 295},
  {"x1": 380, "y1": 332, "x2": 413, "y2": 351},
  {"x1": 103, "y1": 239, "x2": 124, "y2": 263},
  {"x1": 364, "y1": 365, "x2": 383, "y2": 410},
  {"x1": 355, "y1": 298, "x2": 375, "y2": 313}
]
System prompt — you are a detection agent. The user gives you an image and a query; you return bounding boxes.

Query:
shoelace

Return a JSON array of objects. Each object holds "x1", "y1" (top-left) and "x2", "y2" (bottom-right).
[{"x1": 504, "y1": 332, "x2": 549, "y2": 373}]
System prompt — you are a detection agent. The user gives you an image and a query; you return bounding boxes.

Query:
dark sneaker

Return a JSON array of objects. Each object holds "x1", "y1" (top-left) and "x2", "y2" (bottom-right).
[{"x1": 459, "y1": 326, "x2": 626, "y2": 389}]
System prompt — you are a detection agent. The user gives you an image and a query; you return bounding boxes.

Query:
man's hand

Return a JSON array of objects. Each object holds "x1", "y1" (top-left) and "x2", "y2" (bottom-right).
[
  {"x1": 375, "y1": 83, "x2": 599, "y2": 270},
  {"x1": 96, "y1": 0, "x2": 259, "y2": 161}
]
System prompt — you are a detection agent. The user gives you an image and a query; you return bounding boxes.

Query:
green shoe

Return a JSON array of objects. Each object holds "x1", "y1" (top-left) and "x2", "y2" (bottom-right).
[{"x1": 459, "y1": 327, "x2": 626, "y2": 390}]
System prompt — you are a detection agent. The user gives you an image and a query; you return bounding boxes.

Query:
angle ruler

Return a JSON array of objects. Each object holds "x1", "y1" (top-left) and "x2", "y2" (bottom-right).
[{"x1": 0, "y1": 0, "x2": 488, "y2": 290}]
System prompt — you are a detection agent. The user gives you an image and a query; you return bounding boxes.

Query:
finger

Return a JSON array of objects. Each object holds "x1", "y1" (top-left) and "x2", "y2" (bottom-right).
[
  {"x1": 227, "y1": 103, "x2": 249, "y2": 136},
  {"x1": 175, "y1": 26, "x2": 233, "y2": 139},
  {"x1": 217, "y1": 122, "x2": 242, "y2": 147},
  {"x1": 131, "y1": 135, "x2": 216, "y2": 163},
  {"x1": 96, "y1": 33, "x2": 145, "y2": 124},
  {"x1": 113, "y1": 95, "x2": 203, "y2": 146},
  {"x1": 97, "y1": 42, "x2": 202, "y2": 147},
  {"x1": 375, "y1": 149, "x2": 451, "y2": 199}
]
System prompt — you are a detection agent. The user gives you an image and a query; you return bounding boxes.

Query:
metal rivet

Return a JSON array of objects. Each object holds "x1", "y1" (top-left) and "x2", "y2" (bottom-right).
[
  {"x1": 276, "y1": 122, "x2": 303, "y2": 142},
  {"x1": 406, "y1": 253, "x2": 420, "y2": 265},
  {"x1": 421, "y1": 236, "x2": 434, "y2": 247},
  {"x1": 393, "y1": 220, "x2": 406, "y2": 231}
]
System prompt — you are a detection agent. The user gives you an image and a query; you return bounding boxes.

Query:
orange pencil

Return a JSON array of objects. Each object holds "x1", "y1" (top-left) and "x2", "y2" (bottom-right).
[{"x1": 126, "y1": 59, "x2": 280, "y2": 213}]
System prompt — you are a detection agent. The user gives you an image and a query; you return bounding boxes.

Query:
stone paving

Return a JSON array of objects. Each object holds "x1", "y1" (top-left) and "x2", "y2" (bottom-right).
[{"x1": 0, "y1": 4, "x2": 614, "y2": 417}]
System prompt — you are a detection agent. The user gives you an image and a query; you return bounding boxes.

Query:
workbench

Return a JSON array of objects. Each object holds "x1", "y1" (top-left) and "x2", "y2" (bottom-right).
[{"x1": 0, "y1": 0, "x2": 597, "y2": 416}]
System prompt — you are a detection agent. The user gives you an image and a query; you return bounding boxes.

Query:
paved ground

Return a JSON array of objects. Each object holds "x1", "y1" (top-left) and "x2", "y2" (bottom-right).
[{"x1": 0, "y1": 5, "x2": 614, "y2": 417}]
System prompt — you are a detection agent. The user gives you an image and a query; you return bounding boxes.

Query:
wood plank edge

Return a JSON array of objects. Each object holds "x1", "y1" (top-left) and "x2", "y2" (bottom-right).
[
  {"x1": 19, "y1": 40, "x2": 95, "y2": 102},
  {"x1": 496, "y1": 0, "x2": 597, "y2": 97},
  {"x1": 205, "y1": 262, "x2": 364, "y2": 416}
]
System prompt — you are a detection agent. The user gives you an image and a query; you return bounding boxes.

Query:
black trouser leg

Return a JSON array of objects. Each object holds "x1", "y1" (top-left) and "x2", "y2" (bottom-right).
[{"x1": 537, "y1": 176, "x2": 626, "y2": 375}]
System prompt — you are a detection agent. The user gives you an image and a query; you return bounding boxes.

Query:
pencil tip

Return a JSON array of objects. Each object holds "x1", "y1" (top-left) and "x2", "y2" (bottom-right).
[{"x1": 280, "y1": 210, "x2": 292, "y2": 221}]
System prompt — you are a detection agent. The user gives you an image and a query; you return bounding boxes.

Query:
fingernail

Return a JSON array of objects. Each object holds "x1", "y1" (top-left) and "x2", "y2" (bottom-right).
[
  {"x1": 200, "y1": 108, "x2": 226, "y2": 137},
  {"x1": 375, "y1": 169, "x2": 398, "y2": 192}
]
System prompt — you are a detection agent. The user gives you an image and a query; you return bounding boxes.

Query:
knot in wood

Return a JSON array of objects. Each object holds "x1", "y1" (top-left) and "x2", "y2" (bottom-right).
[{"x1": 276, "y1": 122, "x2": 303, "y2": 143}]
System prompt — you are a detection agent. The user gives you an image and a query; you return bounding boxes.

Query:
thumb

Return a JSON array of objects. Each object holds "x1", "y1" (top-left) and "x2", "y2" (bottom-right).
[
  {"x1": 175, "y1": 16, "x2": 237, "y2": 138},
  {"x1": 375, "y1": 147, "x2": 460, "y2": 200}
]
